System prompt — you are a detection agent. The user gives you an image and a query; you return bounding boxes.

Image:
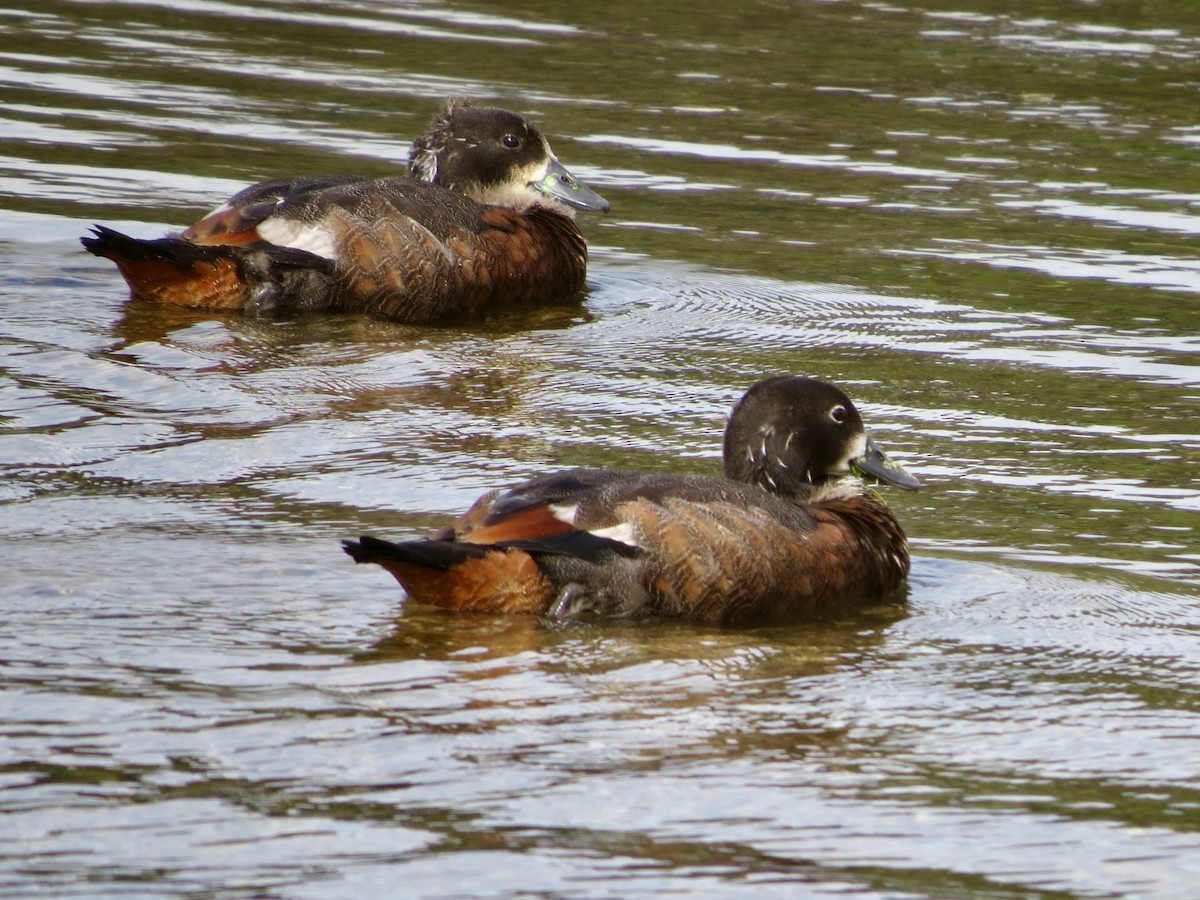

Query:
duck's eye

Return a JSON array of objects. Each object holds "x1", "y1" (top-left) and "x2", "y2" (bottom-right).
[
  {"x1": 502, "y1": 134, "x2": 521, "y2": 149},
  {"x1": 829, "y1": 405, "x2": 848, "y2": 424}
]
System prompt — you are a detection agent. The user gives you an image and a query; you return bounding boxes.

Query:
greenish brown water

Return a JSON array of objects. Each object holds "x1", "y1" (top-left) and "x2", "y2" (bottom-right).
[{"x1": 2, "y1": 1, "x2": 1199, "y2": 897}]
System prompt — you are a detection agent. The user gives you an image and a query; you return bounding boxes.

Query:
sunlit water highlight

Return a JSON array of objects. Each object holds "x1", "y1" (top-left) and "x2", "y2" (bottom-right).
[{"x1": 2, "y1": 1, "x2": 1199, "y2": 897}]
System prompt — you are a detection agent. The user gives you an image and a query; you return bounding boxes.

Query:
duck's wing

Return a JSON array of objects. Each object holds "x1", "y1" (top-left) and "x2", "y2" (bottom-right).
[{"x1": 184, "y1": 176, "x2": 373, "y2": 245}]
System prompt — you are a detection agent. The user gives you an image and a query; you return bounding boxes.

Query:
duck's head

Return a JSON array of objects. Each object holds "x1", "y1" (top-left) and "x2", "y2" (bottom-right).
[
  {"x1": 722, "y1": 376, "x2": 921, "y2": 498},
  {"x1": 408, "y1": 99, "x2": 610, "y2": 218}
]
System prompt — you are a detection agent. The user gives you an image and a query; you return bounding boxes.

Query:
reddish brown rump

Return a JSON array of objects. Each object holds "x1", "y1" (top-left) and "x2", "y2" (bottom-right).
[
  {"x1": 348, "y1": 539, "x2": 555, "y2": 615},
  {"x1": 115, "y1": 255, "x2": 247, "y2": 308},
  {"x1": 82, "y1": 227, "x2": 251, "y2": 308}
]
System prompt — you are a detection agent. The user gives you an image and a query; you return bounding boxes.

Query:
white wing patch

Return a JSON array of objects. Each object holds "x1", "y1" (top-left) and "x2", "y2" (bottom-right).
[
  {"x1": 549, "y1": 503, "x2": 639, "y2": 548},
  {"x1": 549, "y1": 503, "x2": 579, "y2": 525},
  {"x1": 833, "y1": 432, "x2": 868, "y2": 475},
  {"x1": 257, "y1": 217, "x2": 339, "y2": 261},
  {"x1": 587, "y1": 522, "x2": 639, "y2": 548}
]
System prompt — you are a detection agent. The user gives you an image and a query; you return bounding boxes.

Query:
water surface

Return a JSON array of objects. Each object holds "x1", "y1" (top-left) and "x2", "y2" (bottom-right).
[{"x1": 2, "y1": 1, "x2": 1199, "y2": 897}]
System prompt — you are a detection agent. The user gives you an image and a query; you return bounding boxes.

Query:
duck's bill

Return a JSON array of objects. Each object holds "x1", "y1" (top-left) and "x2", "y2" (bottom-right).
[
  {"x1": 532, "y1": 158, "x2": 610, "y2": 212},
  {"x1": 852, "y1": 435, "x2": 921, "y2": 491}
]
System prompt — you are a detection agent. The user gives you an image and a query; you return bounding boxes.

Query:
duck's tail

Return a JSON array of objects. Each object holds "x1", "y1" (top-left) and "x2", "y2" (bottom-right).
[
  {"x1": 81, "y1": 225, "x2": 332, "y2": 313},
  {"x1": 82, "y1": 226, "x2": 255, "y2": 309},
  {"x1": 342, "y1": 535, "x2": 553, "y2": 615}
]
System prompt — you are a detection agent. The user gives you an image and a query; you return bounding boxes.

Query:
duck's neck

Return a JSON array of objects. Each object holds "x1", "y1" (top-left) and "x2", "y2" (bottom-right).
[{"x1": 462, "y1": 183, "x2": 580, "y2": 220}]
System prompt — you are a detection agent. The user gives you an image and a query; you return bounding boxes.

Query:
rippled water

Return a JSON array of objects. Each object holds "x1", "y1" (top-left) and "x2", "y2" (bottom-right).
[{"x1": 3, "y1": 1, "x2": 1200, "y2": 897}]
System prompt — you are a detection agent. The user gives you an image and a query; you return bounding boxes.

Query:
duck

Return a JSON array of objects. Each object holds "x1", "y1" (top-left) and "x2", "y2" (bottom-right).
[
  {"x1": 80, "y1": 99, "x2": 610, "y2": 323},
  {"x1": 344, "y1": 376, "x2": 921, "y2": 625}
]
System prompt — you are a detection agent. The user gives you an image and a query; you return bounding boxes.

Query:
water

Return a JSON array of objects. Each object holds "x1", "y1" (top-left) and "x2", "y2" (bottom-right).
[{"x1": 2, "y1": 1, "x2": 1199, "y2": 897}]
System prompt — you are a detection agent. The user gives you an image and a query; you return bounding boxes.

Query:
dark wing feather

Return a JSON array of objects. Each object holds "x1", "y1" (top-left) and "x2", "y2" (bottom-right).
[
  {"x1": 503, "y1": 532, "x2": 641, "y2": 562},
  {"x1": 185, "y1": 176, "x2": 371, "y2": 243},
  {"x1": 478, "y1": 469, "x2": 638, "y2": 526},
  {"x1": 271, "y1": 178, "x2": 493, "y2": 238}
]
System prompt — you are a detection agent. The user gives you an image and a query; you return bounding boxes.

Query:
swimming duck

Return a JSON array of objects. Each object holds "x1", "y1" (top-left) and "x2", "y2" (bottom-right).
[
  {"x1": 80, "y1": 99, "x2": 610, "y2": 323},
  {"x1": 344, "y1": 376, "x2": 921, "y2": 625}
]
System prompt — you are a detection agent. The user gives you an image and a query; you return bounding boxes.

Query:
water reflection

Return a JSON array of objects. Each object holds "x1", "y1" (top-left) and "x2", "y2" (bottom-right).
[
  {"x1": 3, "y1": 0, "x2": 1200, "y2": 896},
  {"x1": 582, "y1": 133, "x2": 972, "y2": 182},
  {"x1": 900, "y1": 239, "x2": 1200, "y2": 294}
]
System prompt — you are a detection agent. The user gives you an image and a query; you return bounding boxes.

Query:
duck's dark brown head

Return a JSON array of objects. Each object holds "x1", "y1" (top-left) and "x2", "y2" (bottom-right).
[
  {"x1": 722, "y1": 376, "x2": 920, "y2": 498},
  {"x1": 408, "y1": 99, "x2": 609, "y2": 218}
]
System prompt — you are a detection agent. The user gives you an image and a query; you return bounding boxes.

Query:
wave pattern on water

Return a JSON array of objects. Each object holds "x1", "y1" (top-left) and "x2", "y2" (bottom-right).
[{"x1": 3, "y1": 0, "x2": 1200, "y2": 897}]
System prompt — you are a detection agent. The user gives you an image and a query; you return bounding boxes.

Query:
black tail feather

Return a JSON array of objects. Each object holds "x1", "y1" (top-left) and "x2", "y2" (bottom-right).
[
  {"x1": 80, "y1": 225, "x2": 220, "y2": 268},
  {"x1": 342, "y1": 535, "x2": 490, "y2": 571},
  {"x1": 80, "y1": 225, "x2": 153, "y2": 260},
  {"x1": 81, "y1": 224, "x2": 330, "y2": 272},
  {"x1": 343, "y1": 530, "x2": 639, "y2": 572}
]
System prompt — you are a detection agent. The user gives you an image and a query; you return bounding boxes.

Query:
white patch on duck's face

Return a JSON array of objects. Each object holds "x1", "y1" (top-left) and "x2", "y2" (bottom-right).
[
  {"x1": 754, "y1": 425, "x2": 774, "y2": 457},
  {"x1": 410, "y1": 130, "x2": 471, "y2": 184},
  {"x1": 778, "y1": 430, "x2": 793, "y2": 469},
  {"x1": 831, "y1": 431, "x2": 867, "y2": 476},
  {"x1": 467, "y1": 146, "x2": 579, "y2": 218},
  {"x1": 256, "y1": 217, "x2": 338, "y2": 261}
]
